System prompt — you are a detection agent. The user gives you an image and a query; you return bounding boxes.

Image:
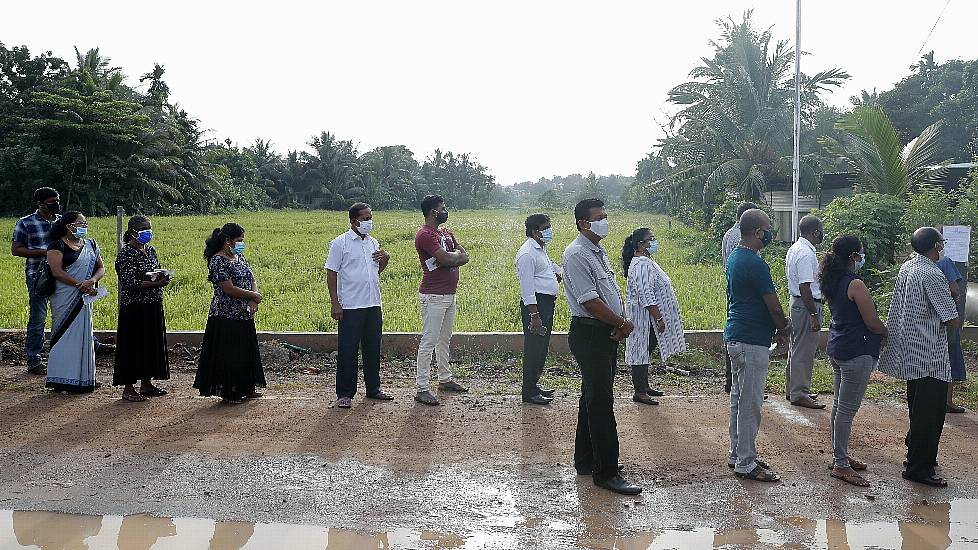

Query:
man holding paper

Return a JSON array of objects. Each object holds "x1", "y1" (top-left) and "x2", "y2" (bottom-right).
[{"x1": 413, "y1": 194, "x2": 470, "y2": 406}]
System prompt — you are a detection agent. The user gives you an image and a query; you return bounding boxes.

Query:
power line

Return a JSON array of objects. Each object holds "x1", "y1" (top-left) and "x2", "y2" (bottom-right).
[{"x1": 915, "y1": 0, "x2": 952, "y2": 59}]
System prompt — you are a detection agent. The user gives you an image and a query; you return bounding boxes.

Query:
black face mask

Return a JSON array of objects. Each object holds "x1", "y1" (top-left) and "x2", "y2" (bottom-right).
[
  {"x1": 436, "y1": 210, "x2": 449, "y2": 224},
  {"x1": 760, "y1": 228, "x2": 773, "y2": 247},
  {"x1": 44, "y1": 202, "x2": 60, "y2": 215}
]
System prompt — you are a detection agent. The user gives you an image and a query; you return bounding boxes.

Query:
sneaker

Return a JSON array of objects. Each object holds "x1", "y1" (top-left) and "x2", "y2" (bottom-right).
[
  {"x1": 337, "y1": 397, "x2": 352, "y2": 408},
  {"x1": 415, "y1": 391, "x2": 440, "y2": 406},
  {"x1": 438, "y1": 380, "x2": 468, "y2": 393},
  {"x1": 26, "y1": 363, "x2": 47, "y2": 375}
]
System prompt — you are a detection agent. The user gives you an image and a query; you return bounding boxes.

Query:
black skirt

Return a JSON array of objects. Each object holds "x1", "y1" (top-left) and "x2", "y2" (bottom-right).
[
  {"x1": 113, "y1": 301, "x2": 170, "y2": 386},
  {"x1": 194, "y1": 316, "x2": 265, "y2": 400}
]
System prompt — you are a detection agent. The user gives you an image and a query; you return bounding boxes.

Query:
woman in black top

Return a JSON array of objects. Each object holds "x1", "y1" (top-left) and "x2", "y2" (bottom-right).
[{"x1": 114, "y1": 216, "x2": 171, "y2": 402}]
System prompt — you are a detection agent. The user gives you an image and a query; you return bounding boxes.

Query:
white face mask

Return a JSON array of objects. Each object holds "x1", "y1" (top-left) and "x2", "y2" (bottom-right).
[
  {"x1": 588, "y1": 218, "x2": 610, "y2": 238},
  {"x1": 358, "y1": 219, "x2": 373, "y2": 234}
]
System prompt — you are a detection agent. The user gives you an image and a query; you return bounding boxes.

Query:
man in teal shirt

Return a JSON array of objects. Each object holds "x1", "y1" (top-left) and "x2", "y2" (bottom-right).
[{"x1": 724, "y1": 209, "x2": 790, "y2": 482}]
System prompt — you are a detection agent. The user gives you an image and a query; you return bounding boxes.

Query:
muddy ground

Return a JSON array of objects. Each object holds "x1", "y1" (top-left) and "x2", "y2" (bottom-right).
[{"x1": 0, "y1": 333, "x2": 977, "y2": 548}]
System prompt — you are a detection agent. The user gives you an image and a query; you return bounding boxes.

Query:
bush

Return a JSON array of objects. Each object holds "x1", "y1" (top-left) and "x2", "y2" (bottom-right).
[
  {"x1": 902, "y1": 184, "x2": 953, "y2": 233},
  {"x1": 817, "y1": 193, "x2": 906, "y2": 270}
]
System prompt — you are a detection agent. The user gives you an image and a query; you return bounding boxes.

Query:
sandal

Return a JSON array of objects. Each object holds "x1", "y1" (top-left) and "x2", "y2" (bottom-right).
[
  {"x1": 222, "y1": 397, "x2": 244, "y2": 405},
  {"x1": 826, "y1": 458, "x2": 867, "y2": 471},
  {"x1": 735, "y1": 465, "x2": 780, "y2": 482},
  {"x1": 139, "y1": 386, "x2": 168, "y2": 397},
  {"x1": 729, "y1": 458, "x2": 770, "y2": 470},
  {"x1": 122, "y1": 391, "x2": 146, "y2": 402},
  {"x1": 831, "y1": 468, "x2": 870, "y2": 487}
]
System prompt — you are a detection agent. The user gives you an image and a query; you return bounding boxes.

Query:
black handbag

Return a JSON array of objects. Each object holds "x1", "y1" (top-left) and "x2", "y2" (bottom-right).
[{"x1": 31, "y1": 259, "x2": 55, "y2": 297}]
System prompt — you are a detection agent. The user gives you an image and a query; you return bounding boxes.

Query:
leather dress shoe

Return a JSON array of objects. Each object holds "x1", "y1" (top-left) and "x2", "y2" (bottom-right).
[
  {"x1": 647, "y1": 388, "x2": 665, "y2": 397},
  {"x1": 594, "y1": 475, "x2": 642, "y2": 495},
  {"x1": 576, "y1": 464, "x2": 624, "y2": 476},
  {"x1": 522, "y1": 394, "x2": 552, "y2": 406},
  {"x1": 536, "y1": 386, "x2": 556, "y2": 398},
  {"x1": 791, "y1": 396, "x2": 826, "y2": 409},
  {"x1": 947, "y1": 404, "x2": 966, "y2": 414}
]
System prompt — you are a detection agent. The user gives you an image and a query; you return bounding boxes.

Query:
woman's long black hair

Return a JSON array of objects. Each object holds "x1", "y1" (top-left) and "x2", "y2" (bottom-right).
[
  {"x1": 48, "y1": 211, "x2": 83, "y2": 241},
  {"x1": 622, "y1": 227, "x2": 651, "y2": 278},
  {"x1": 204, "y1": 222, "x2": 244, "y2": 261},
  {"x1": 818, "y1": 234, "x2": 863, "y2": 298}
]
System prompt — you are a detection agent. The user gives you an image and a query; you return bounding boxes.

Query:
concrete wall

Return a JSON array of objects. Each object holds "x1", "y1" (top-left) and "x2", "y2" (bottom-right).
[{"x1": 3, "y1": 327, "x2": 977, "y2": 356}]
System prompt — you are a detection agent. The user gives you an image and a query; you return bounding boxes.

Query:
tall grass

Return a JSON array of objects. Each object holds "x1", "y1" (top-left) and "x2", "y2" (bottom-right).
[{"x1": 1, "y1": 210, "x2": 733, "y2": 332}]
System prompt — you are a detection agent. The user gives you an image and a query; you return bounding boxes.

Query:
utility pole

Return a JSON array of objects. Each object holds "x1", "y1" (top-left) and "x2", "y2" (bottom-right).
[{"x1": 792, "y1": 0, "x2": 802, "y2": 242}]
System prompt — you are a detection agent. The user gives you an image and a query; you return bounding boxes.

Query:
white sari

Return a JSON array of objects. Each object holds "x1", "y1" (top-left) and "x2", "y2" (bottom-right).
[{"x1": 46, "y1": 240, "x2": 100, "y2": 392}]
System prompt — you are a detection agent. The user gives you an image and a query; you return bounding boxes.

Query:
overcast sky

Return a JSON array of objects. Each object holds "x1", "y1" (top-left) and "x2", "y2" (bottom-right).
[{"x1": 4, "y1": 1, "x2": 976, "y2": 185}]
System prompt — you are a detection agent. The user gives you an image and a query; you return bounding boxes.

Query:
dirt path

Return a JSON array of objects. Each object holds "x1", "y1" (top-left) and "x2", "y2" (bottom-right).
[{"x1": 1, "y1": 343, "x2": 977, "y2": 549}]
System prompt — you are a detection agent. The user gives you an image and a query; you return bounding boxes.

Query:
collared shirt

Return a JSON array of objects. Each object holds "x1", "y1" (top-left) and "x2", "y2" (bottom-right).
[
  {"x1": 515, "y1": 238, "x2": 561, "y2": 305},
  {"x1": 11, "y1": 211, "x2": 61, "y2": 277},
  {"x1": 878, "y1": 254, "x2": 959, "y2": 382},
  {"x1": 721, "y1": 223, "x2": 740, "y2": 270},
  {"x1": 415, "y1": 224, "x2": 460, "y2": 295},
  {"x1": 562, "y1": 233, "x2": 624, "y2": 319},
  {"x1": 324, "y1": 229, "x2": 382, "y2": 310},
  {"x1": 785, "y1": 236, "x2": 822, "y2": 299}
]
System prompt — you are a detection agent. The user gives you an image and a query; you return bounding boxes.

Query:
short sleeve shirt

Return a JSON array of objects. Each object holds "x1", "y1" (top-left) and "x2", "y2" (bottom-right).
[
  {"x1": 208, "y1": 254, "x2": 256, "y2": 320},
  {"x1": 724, "y1": 246, "x2": 778, "y2": 347},
  {"x1": 721, "y1": 223, "x2": 740, "y2": 269},
  {"x1": 115, "y1": 244, "x2": 164, "y2": 308},
  {"x1": 936, "y1": 256, "x2": 963, "y2": 284},
  {"x1": 785, "y1": 237, "x2": 821, "y2": 299},
  {"x1": 324, "y1": 230, "x2": 382, "y2": 309},
  {"x1": 415, "y1": 225, "x2": 460, "y2": 295},
  {"x1": 12, "y1": 211, "x2": 61, "y2": 276},
  {"x1": 561, "y1": 234, "x2": 624, "y2": 319}
]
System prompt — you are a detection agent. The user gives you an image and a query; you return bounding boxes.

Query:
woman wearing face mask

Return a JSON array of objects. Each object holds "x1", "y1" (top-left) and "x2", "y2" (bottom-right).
[
  {"x1": 818, "y1": 235, "x2": 886, "y2": 487},
  {"x1": 114, "y1": 215, "x2": 171, "y2": 402},
  {"x1": 45, "y1": 211, "x2": 105, "y2": 393},
  {"x1": 194, "y1": 223, "x2": 266, "y2": 404},
  {"x1": 622, "y1": 228, "x2": 687, "y2": 405}
]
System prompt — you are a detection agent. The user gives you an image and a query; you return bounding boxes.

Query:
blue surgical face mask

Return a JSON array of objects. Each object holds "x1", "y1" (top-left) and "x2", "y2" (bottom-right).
[
  {"x1": 648, "y1": 239, "x2": 659, "y2": 255},
  {"x1": 854, "y1": 254, "x2": 865, "y2": 271},
  {"x1": 137, "y1": 229, "x2": 153, "y2": 244},
  {"x1": 73, "y1": 226, "x2": 88, "y2": 239},
  {"x1": 232, "y1": 241, "x2": 246, "y2": 255},
  {"x1": 540, "y1": 227, "x2": 554, "y2": 243}
]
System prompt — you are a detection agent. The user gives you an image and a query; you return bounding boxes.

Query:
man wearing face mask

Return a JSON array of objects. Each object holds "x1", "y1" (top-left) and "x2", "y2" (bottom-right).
[
  {"x1": 563, "y1": 198, "x2": 640, "y2": 495},
  {"x1": 326, "y1": 203, "x2": 393, "y2": 408},
  {"x1": 725, "y1": 208, "x2": 790, "y2": 482},
  {"x1": 414, "y1": 195, "x2": 470, "y2": 406},
  {"x1": 515, "y1": 213, "x2": 562, "y2": 406},
  {"x1": 785, "y1": 215, "x2": 827, "y2": 409},
  {"x1": 11, "y1": 187, "x2": 62, "y2": 374}
]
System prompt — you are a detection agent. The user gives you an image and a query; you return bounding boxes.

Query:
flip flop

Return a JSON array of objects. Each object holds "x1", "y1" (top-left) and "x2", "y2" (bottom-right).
[
  {"x1": 831, "y1": 469, "x2": 870, "y2": 487},
  {"x1": 122, "y1": 392, "x2": 146, "y2": 402},
  {"x1": 826, "y1": 459, "x2": 867, "y2": 471},
  {"x1": 139, "y1": 387, "x2": 168, "y2": 397}
]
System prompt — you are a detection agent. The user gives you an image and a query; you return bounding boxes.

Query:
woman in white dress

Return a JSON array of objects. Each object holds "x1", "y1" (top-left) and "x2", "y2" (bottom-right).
[{"x1": 623, "y1": 227, "x2": 687, "y2": 405}]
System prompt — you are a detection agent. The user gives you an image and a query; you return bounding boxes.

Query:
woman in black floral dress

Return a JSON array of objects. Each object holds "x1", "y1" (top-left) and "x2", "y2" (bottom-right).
[
  {"x1": 193, "y1": 223, "x2": 266, "y2": 404},
  {"x1": 114, "y1": 215, "x2": 170, "y2": 402}
]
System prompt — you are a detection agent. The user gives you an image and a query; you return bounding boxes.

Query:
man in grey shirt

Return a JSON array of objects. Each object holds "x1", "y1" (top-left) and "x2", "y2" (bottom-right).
[
  {"x1": 878, "y1": 227, "x2": 960, "y2": 487},
  {"x1": 721, "y1": 201, "x2": 756, "y2": 393},
  {"x1": 562, "y1": 198, "x2": 640, "y2": 495}
]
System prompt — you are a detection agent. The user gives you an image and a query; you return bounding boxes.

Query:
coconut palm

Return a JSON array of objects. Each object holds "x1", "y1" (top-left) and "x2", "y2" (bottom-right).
[{"x1": 819, "y1": 105, "x2": 946, "y2": 197}]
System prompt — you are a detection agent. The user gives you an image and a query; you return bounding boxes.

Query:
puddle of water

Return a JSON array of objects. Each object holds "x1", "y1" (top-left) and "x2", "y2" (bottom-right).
[{"x1": 0, "y1": 500, "x2": 975, "y2": 549}]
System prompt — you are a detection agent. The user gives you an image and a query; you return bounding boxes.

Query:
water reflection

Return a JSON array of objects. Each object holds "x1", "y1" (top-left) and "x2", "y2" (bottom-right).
[{"x1": 0, "y1": 500, "x2": 973, "y2": 549}]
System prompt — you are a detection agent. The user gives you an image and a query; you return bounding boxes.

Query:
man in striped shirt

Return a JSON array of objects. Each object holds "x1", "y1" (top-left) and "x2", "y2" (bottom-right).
[{"x1": 878, "y1": 227, "x2": 960, "y2": 488}]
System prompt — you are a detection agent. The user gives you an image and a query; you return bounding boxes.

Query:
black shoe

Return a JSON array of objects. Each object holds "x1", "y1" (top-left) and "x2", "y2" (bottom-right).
[
  {"x1": 594, "y1": 475, "x2": 642, "y2": 495},
  {"x1": 26, "y1": 363, "x2": 47, "y2": 375},
  {"x1": 947, "y1": 404, "x2": 966, "y2": 414},
  {"x1": 576, "y1": 464, "x2": 624, "y2": 476},
  {"x1": 522, "y1": 394, "x2": 552, "y2": 406},
  {"x1": 536, "y1": 386, "x2": 556, "y2": 398},
  {"x1": 646, "y1": 388, "x2": 664, "y2": 397},
  {"x1": 902, "y1": 471, "x2": 947, "y2": 487}
]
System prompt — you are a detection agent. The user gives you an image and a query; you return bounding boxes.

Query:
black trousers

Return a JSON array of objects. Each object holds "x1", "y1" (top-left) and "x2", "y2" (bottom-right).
[
  {"x1": 520, "y1": 293, "x2": 556, "y2": 398},
  {"x1": 905, "y1": 376, "x2": 948, "y2": 478},
  {"x1": 569, "y1": 317, "x2": 620, "y2": 481},
  {"x1": 336, "y1": 306, "x2": 383, "y2": 399}
]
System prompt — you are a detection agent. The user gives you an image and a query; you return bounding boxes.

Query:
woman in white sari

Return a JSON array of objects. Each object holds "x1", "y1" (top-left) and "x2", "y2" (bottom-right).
[
  {"x1": 45, "y1": 211, "x2": 105, "y2": 393},
  {"x1": 623, "y1": 227, "x2": 687, "y2": 405}
]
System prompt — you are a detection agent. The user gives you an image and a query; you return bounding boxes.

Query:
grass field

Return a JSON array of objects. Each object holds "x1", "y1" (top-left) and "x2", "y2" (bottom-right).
[{"x1": 0, "y1": 209, "x2": 736, "y2": 332}]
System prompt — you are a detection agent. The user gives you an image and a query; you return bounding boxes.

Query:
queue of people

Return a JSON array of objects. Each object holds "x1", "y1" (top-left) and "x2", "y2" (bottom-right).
[{"x1": 8, "y1": 188, "x2": 971, "y2": 495}]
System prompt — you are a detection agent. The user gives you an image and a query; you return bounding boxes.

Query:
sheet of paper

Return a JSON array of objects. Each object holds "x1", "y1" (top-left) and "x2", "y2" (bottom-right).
[
  {"x1": 83, "y1": 287, "x2": 109, "y2": 305},
  {"x1": 424, "y1": 256, "x2": 439, "y2": 272},
  {"x1": 943, "y1": 225, "x2": 971, "y2": 263}
]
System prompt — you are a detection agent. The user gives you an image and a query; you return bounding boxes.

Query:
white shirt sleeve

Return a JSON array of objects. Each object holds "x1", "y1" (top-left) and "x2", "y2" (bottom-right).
[
  {"x1": 795, "y1": 250, "x2": 816, "y2": 285},
  {"x1": 516, "y1": 252, "x2": 537, "y2": 305},
  {"x1": 551, "y1": 260, "x2": 563, "y2": 277},
  {"x1": 324, "y1": 238, "x2": 343, "y2": 273}
]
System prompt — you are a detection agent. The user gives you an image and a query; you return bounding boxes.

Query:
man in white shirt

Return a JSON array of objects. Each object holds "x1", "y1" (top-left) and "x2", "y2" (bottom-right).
[
  {"x1": 325, "y1": 202, "x2": 392, "y2": 408},
  {"x1": 721, "y1": 202, "x2": 756, "y2": 393},
  {"x1": 516, "y1": 213, "x2": 562, "y2": 405},
  {"x1": 784, "y1": 214, "x2": 825, "y2": 409}
]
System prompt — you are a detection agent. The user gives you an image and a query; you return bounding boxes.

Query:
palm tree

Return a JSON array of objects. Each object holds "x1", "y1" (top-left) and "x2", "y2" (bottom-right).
[
  {"x1": 651, "y1": 12, "x2": 848, "y2": 209},
  {"x1": 819, "y1": 105, "x2": 946, "y2": 196},
  {"x1": 71, "y1": 47, "x2": 124, "y2": 94}
]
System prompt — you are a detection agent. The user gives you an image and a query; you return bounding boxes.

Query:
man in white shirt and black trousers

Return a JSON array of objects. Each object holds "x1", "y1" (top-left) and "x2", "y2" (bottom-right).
[
  {"x1": 515, "y1": 213, "x2": 562, "y2": 405},
  {"x1": 325, "y1": 203, "x2": 393, "y2": 408},
  {"x1": 784, "y1": 214, "x2": 826, "y2": 409}
]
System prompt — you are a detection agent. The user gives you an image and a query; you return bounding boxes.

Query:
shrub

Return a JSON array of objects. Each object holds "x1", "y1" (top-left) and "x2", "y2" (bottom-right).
[
  {"x1": 902, "y1": 184, "x2": 953, "y2": 234},
  {"x1": 817, "y1": 193, "x2": 906, "y2": 270}
]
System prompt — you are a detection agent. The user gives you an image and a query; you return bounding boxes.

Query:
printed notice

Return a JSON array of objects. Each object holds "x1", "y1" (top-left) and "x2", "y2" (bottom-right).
[{"x1": 943, "y1": 225, "x2": 971, "y2": 263}]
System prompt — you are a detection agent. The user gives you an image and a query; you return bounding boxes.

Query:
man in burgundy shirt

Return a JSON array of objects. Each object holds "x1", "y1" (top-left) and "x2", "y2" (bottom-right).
[{"x1": 414, "y1": 194, "x2": 470, "y2": 405}]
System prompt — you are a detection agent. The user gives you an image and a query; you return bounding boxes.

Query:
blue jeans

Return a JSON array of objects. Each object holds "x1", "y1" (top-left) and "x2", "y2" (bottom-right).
[
  {"x1": 830, "y1": 355, "x2": 874, "y2": 469},
  {"x1": 24, "y1": 273, "x2": 50, "y2": 367},
  {"x1": 727, "y1": 341, "x2": 771, "y2": 474}
]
